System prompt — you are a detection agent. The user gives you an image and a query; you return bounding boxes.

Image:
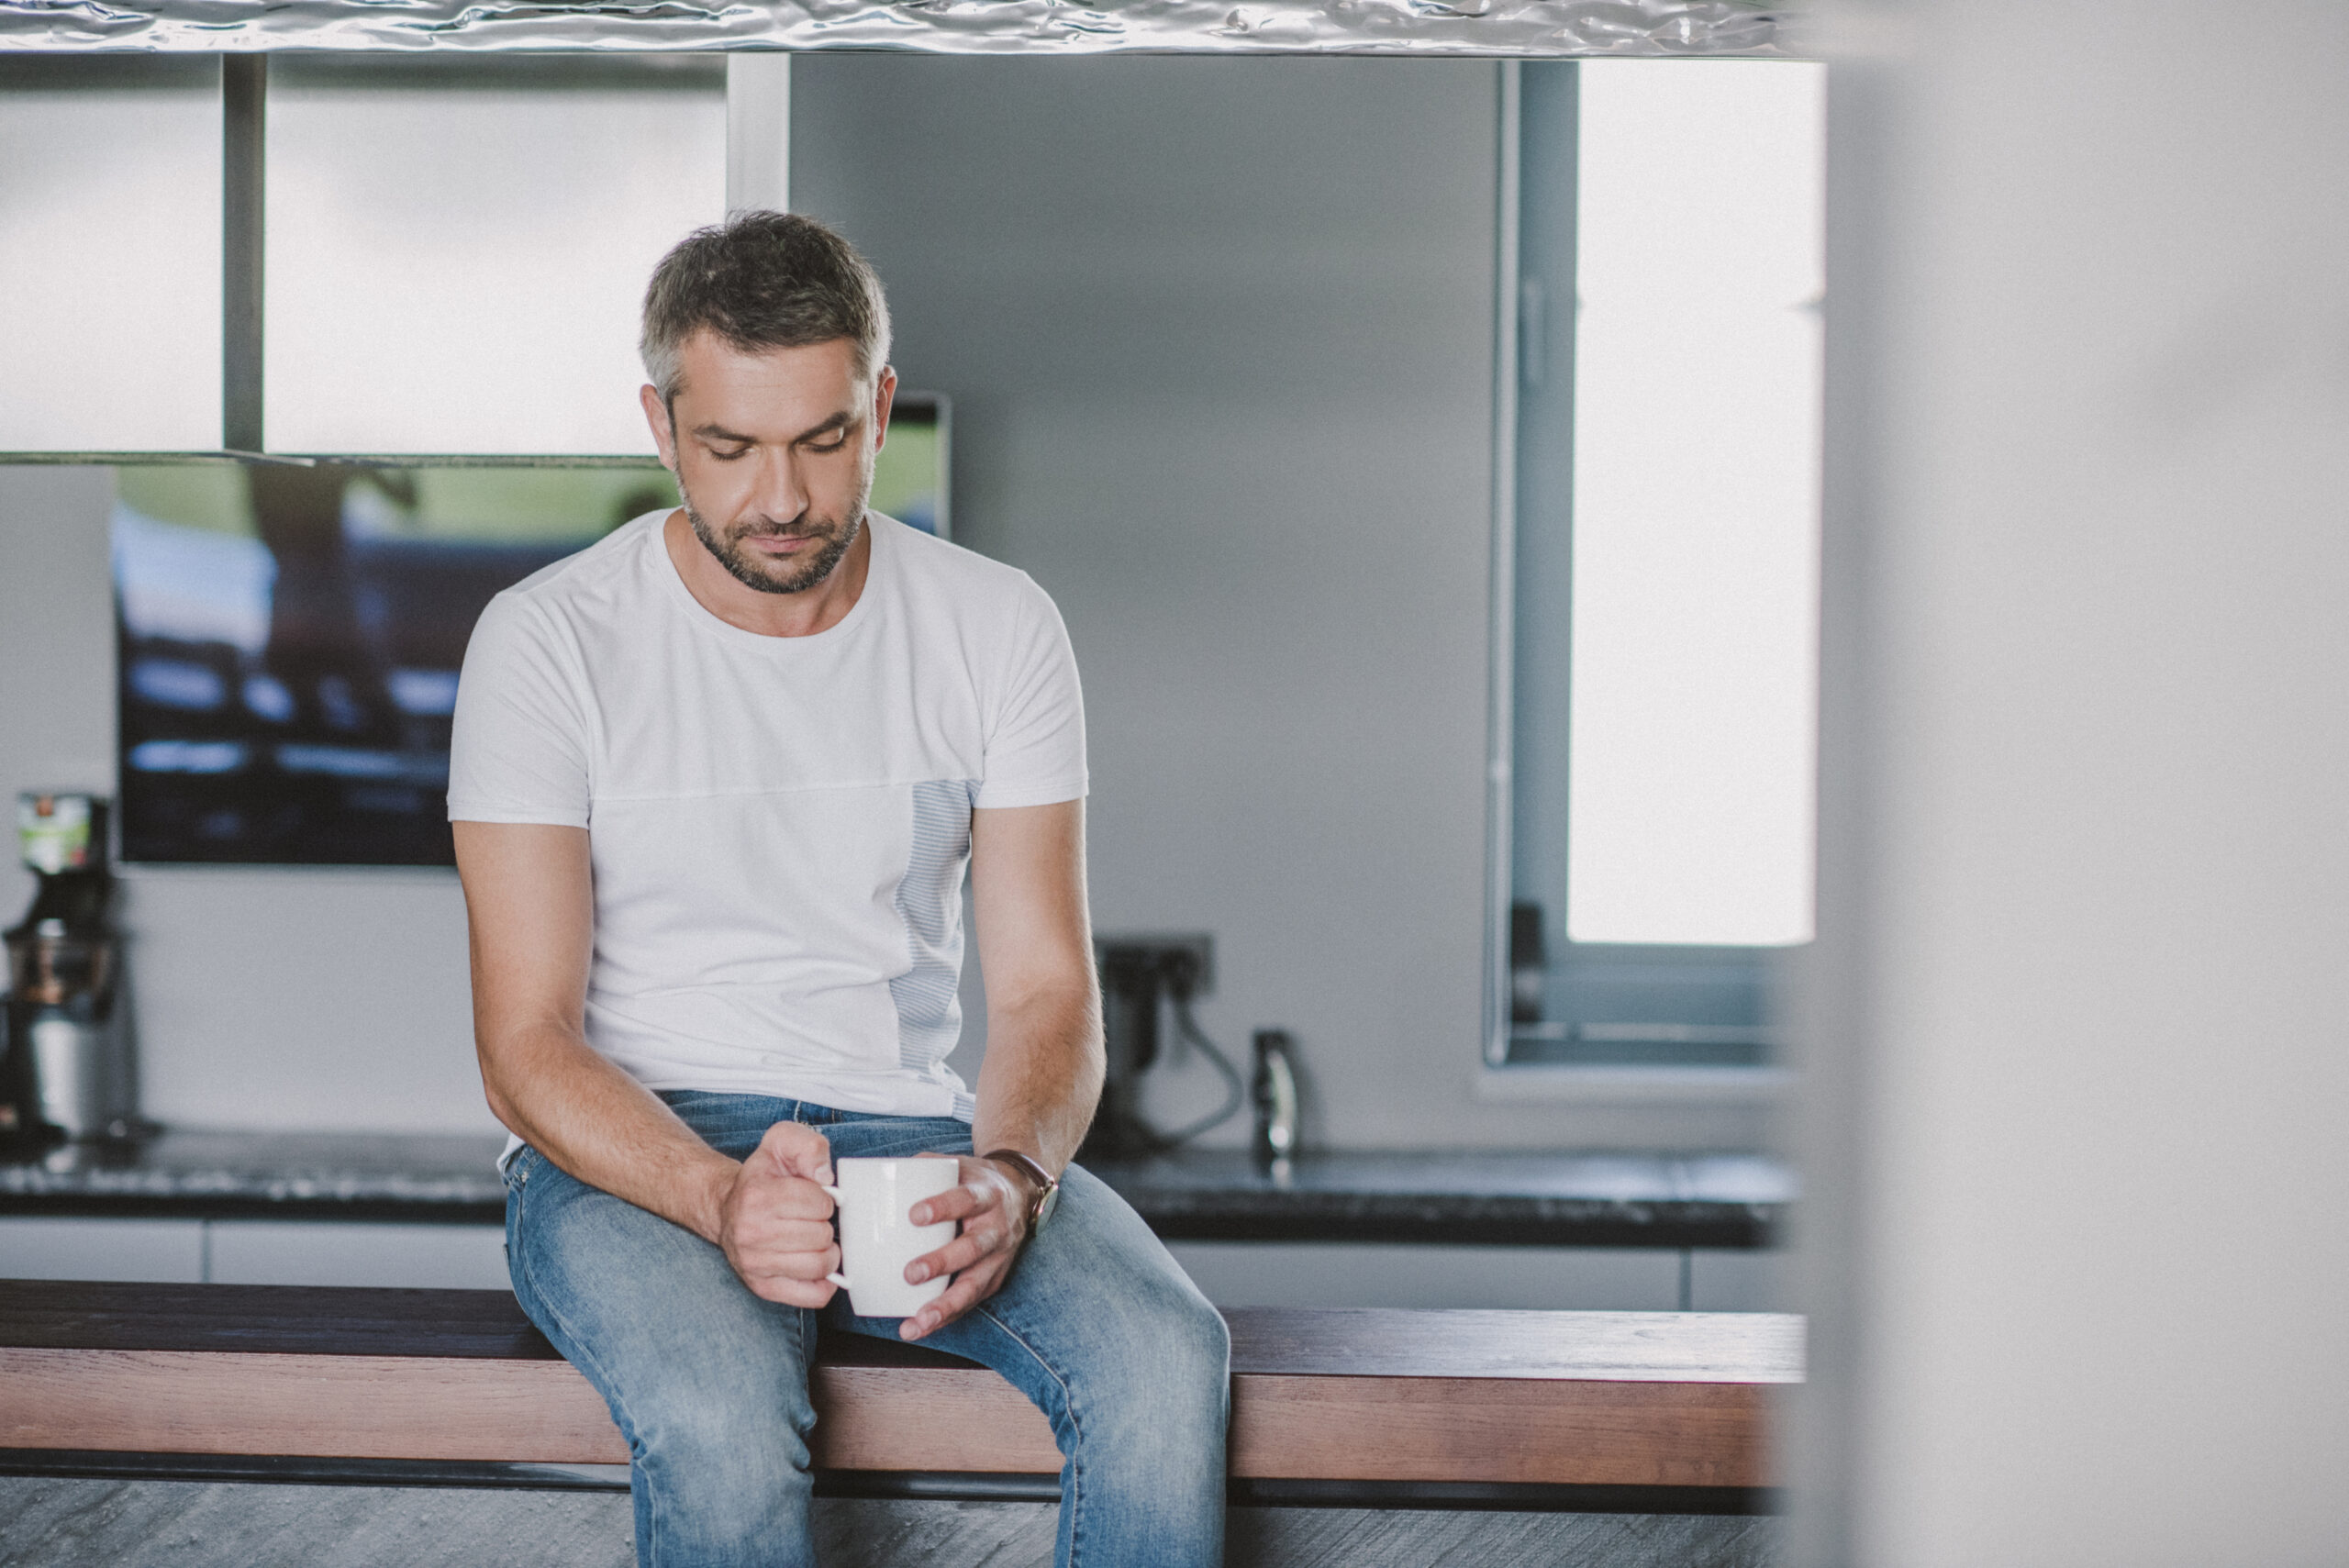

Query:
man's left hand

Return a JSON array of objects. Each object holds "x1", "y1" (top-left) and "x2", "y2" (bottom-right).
[{"x1": 898, "y1": 1154, "x2": 1036, "y2": 1341}]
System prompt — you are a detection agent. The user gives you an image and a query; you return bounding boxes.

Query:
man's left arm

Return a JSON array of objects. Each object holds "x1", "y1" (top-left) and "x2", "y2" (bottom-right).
[{"x1": 899, "y1": 797, "x2": 1103, "y2": 1341}]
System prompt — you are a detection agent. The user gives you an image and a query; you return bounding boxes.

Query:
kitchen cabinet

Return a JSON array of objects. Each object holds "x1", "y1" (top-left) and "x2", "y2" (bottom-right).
[
  {"x1": 0, "y1": 1218, "x2": 507, "y2": 1289},
  {"x1": 205, "y1": 1221, "x2": 509, "y2": 1290},
  {"x1": 0, "y1": 1218, "x2": 206, "y2": 1283},
  {"x1": 1, "y1": 1217, "x2": 1788, "y2": 1313},
  {"x1": 1689, "y1": 1246, "x2": 1790, "y2": 1313},
  {"x1": 6, "y1": 1134, "x2": 1788, "y2": 1307}
]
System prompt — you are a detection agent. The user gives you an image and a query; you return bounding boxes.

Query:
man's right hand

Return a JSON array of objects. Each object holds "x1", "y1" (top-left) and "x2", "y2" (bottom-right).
[{"x1": 715, "y1": 1121, "x2": 841, "y2": 1307}]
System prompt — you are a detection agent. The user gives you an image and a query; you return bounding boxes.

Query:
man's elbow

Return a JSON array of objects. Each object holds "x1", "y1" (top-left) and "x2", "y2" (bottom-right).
[
  {"x1": 1070, "y1": 1017, "x2": 1107, "y2": 1100},
  {"x1": 480, "y1": 1071, "x2": 521, "y2": 1138},
  {"x1": 474, "y1": 1032, "x2": 529, "y2": 1137}
]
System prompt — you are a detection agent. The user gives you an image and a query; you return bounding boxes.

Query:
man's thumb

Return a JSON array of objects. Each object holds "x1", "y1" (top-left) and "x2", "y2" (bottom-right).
[{"x1": 758, "y1": 1119, "x2": 834, "y2": 1184}]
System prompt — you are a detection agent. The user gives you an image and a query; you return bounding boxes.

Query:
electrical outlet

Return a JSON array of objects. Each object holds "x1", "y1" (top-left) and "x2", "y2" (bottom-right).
[{"x1": 1094, "y1": 934, "x2": 1215, "y2": 997}]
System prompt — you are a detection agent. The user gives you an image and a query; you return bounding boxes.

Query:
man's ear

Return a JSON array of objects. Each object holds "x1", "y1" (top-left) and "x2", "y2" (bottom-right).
[
  {"x1": 871, "y1": 366, "x2": 898, "y2": 455},
  {"x1": 640, "y1": 384, "x2": 679, "y2": 471}
]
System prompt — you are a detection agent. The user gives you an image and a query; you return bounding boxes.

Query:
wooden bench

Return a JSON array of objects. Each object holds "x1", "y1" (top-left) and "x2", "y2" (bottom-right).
[{"x1": 0, "y1": 1280, "x2": 1798, "y2": 1496}]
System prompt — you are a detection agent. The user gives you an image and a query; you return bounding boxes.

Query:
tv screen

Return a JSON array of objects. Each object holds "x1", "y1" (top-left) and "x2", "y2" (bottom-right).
[{"x1": 114, "y1": 396, "x2": 949, "y2": 866}]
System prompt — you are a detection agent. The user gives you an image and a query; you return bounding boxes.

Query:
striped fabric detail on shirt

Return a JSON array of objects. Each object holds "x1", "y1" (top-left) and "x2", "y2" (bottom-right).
[{"x1": 892, "y1": 779, "x2": 976, "y2": 1076}]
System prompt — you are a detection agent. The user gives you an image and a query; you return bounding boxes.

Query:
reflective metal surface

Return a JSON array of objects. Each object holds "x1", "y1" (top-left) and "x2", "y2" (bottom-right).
[{"x1": 0, "y1": 0, "x2": 1787, "y2": 57}]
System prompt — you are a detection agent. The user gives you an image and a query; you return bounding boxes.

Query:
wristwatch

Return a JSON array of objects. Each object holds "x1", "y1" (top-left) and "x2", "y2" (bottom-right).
[{"x1": 983, "y1": 1149, "x2": 1062, "y2": 1235}]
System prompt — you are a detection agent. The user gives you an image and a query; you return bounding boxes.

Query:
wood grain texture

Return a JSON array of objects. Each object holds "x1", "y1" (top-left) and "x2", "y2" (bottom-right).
[
  {"x1": 0, "y1": 1281, "x2": 562, "y2": 1360},
  {"x1": 0, "y1": 1348, "x2": 626, "y2": 1462},
  {"x1": 0, "y1": 1284, "x2": 1802, "y2": 1384},
  {"x1": 0, "y1": 1477, "x2": 1777, "y2": 1568},
  {"x1": 808, "y1": 1362, "x2": 1062, "y2": 1473},
  {"x1": 1230, "y1": 1374, "x2": 1772, "y2": 1487},
  {"x1": 0, "y1": 1348, "x2": 1070, "y2": 1472},
  {"x1": 0, "y1": 1346, "x2": 1772, "y2": 1485},
  {"x1": 0, "y1": 1281, "x2": 961, "y2": 1371},
  {"x1": 1227, "y1": 1505, "x2": 1776, "y2": 1568},
  {"x1": 0, "y1": 1283, "x2": 1792, "y2": 1485}
]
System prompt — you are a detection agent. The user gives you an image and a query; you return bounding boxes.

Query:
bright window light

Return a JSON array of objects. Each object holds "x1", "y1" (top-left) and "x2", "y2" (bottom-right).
[{"x1": 1566, "y1": 60, "x2": 1825, "y2": 947}]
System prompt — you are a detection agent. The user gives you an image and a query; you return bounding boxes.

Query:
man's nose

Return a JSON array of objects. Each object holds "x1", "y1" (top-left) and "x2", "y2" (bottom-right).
[{"x1": 750, "y1": 448, "x2": 810, "y2": 523}]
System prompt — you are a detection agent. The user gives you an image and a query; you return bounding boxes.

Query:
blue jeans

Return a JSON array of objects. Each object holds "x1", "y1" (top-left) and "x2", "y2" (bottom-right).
[{"x1": 504, "y1": 1092, "x2": 1230, "y2": 1567}]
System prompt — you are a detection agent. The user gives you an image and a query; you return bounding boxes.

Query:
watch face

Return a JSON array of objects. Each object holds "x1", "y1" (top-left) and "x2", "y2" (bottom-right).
[{"x1": 1032, "y1": 1182, "x2": 1061, "y2": 1232}]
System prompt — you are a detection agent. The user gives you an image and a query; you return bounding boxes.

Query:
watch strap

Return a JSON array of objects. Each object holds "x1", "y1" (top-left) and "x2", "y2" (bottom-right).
[{"x1": 982, "y1": 1148, "x2": 1059, "y2": 1230}]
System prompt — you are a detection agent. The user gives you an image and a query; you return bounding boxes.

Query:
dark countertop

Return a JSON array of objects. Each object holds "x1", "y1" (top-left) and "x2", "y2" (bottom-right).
[
  {"x1": 1086, "y1": 1149, "x2": 1787, "y2": 1249},
  {"x1": 0, "y1": 1131, "x2": 1789, "y2": 1249},
  {"x1": 0, "y1": 1130, "x2": 511, "y2": 1224}
]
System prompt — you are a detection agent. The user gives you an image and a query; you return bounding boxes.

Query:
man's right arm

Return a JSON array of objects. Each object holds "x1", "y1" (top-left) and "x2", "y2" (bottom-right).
[{"x1": 453, "y1": 818, "x2": 841, "y2": 1307}]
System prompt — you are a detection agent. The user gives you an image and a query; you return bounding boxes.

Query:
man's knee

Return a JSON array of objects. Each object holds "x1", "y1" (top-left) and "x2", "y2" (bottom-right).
[
  {"x1": 624, "y1": 1370, "x2": 816, "y2": 1547},
  {"x1": 1163, "y1": 1284, "x2": 1231, "y2": 1387},
  {"x1": 632, "y1": 1373, "x2": 810, "y2": 1465},
  {"x1": 1095, "y1": 1279, "x2": 1230, "y2": 1435}
]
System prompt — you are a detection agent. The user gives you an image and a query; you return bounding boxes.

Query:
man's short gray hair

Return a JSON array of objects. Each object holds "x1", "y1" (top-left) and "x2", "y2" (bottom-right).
[{"x1": 640, "y1": 210, "x2": 893, "y2": 405}]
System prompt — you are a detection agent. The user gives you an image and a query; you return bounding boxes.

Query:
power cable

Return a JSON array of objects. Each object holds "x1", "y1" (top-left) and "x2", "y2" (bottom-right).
[{"x1": 1145, "y1": 980, "x2": 1246, "y2": 1151}]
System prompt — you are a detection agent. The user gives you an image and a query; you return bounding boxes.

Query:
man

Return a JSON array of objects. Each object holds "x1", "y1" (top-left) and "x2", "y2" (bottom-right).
[{"x1": 448, "y1": 211, "x2": 1229, "y2": 1568}]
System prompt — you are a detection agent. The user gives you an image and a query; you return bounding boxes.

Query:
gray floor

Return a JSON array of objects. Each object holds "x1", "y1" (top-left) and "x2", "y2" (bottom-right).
[{"x1": 0, "y1": 1477, "x2": 1776, "y2": 1567}]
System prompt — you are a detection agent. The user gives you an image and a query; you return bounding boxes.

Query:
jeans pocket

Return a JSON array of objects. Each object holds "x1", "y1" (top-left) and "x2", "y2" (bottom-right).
[{"x1": 502, "y1": 1144, "x2": 544, "y2": 1193}]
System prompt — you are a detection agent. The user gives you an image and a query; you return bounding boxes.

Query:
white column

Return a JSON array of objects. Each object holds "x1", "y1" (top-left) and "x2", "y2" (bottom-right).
[
  {"x1": 1797, "y1": 4, "x2": 2349, "y2": 1563},
  {"x1": 726, "y1": 53, "x2": 792, "y2": 215}
]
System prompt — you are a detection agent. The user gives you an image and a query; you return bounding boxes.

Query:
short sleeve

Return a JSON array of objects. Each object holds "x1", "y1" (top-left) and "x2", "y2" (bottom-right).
[
  {"x1": 446, "y1": 592, "x2": 593, "y2": 828},
  {"x1": 974, "y1": 576, "x2": 1088, "y2": 810}
]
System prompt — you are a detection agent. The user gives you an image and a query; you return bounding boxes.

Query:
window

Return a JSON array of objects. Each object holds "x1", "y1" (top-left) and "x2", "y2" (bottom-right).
[{"x1": 1492, "y1": 60, "x2": 1827, "y2": 1071}]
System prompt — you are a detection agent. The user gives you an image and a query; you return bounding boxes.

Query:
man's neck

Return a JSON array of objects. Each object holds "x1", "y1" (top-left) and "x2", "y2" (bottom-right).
[{"x1": 661, "y1": 508, "x2": 873, "y2": 639}]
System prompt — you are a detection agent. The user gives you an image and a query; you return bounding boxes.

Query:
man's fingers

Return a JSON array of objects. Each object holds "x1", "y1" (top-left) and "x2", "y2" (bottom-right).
[
  {"x1": 738, "y1": 1240, "x2": 841, "y2": 1282},
  {"x1": 900, "y1": 1252, "x2": 1013, "y2": 1340},
  {"x1": 733, "y1": 1151, "x2": 837, "y2": 1224},
  {"x1": 755, "y1": 1120, "x2": 835, "y2": 1184},
  {"x1": 907, "y1": 1227, "x2": 997, "y2": 1284},
  {"x1": 909, "y1": 1183, "x2": 984, "y2": 1228},
  {"x1": 732, "y1": 1218, "x2": 837, "y2": 1256},
  {"x1": 748, "y1": 1272, "x2": 839, "y2": 1309},
  {"x1": 729, "y1": 1236, "x2": 839, "y2": 1307},
  {"x1": 733, "y1": 1178, "x2": 836, "y2": 1229},
  {"x1": 900, "y1": 1273, "x2": 986, "y2": 1340},
  {"x1": 717, "y1": 1123, "x2": 848, "y2": 1309}
]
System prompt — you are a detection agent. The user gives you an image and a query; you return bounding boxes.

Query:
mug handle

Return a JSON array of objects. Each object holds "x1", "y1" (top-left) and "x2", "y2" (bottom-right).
[{"x1": 822, "y1": 1184, "x2": 848, "y2": 1291}]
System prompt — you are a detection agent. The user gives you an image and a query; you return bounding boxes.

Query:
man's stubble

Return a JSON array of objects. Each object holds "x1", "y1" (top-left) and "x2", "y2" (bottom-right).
[{"x1": 680, "y1": 484, "x2": 865, "y2": 596}]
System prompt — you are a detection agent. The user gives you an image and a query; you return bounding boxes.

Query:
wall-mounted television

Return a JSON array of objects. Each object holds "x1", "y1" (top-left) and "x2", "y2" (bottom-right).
[{"x1": 113, "y1": 395, "x2": 949, "y2": 867}]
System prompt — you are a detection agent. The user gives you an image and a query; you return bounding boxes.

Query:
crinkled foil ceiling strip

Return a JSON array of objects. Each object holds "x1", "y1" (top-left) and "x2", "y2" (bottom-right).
[{"x1": 0, "y1": 0, "x2": 1790, "y2": 56}]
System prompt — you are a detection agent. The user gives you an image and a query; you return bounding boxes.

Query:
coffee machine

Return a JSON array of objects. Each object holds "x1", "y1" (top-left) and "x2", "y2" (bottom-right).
[{"x1": 2, "y1": 793, "x2": 138, "y2": 1149}]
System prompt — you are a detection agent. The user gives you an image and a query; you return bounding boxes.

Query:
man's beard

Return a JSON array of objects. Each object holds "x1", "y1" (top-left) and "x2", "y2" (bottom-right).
[{"x1": 682, "y1": 490, "x2": 864, "y2": 596}]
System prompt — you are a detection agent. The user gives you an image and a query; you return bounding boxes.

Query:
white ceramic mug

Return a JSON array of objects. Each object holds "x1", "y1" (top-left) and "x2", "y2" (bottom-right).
[{"x1": 822, "y1": 1155, "x2": 962, "y2": 1318}]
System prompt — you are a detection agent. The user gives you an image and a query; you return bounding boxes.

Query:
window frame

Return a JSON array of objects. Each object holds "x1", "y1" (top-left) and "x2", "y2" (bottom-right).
[{"x1": 1481, "y1": 59, "x2": 1804, "y2": 1087}]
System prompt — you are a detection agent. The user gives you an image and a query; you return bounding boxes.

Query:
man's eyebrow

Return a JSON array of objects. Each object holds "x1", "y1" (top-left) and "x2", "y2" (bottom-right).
[
  {"x1": 688, "y1": 412, "x2": 858, "y2": 447},
  {"x1": 791, "y1": 411, "x2": 857, "y2": 444}
]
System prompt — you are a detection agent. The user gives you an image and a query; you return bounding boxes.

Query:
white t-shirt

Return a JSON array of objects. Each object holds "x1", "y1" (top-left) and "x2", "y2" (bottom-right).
[{"x1": 447, "y1": 510, "x2": 1086, "y2": 1124}]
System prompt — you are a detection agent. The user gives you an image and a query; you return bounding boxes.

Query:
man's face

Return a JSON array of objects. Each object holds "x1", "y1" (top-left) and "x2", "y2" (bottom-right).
[{"x1": 642, "y1": 332, "x2": 894, "y2": 596}]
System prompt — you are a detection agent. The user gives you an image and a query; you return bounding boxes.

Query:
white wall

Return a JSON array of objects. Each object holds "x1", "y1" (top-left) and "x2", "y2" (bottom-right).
[
  {"x1": 797, "y1": 56, "x2": 1762, "y2": 1151},
  {"x1": 1795, "y1": 4, "x2": 2349, "y2": 1562},
  {"x1": 0, "y1": 466, "x2": 492, "y2": 1133},
  {"x1": 0, "y1": 59, "x2": 1766, "y2": 1151}
]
